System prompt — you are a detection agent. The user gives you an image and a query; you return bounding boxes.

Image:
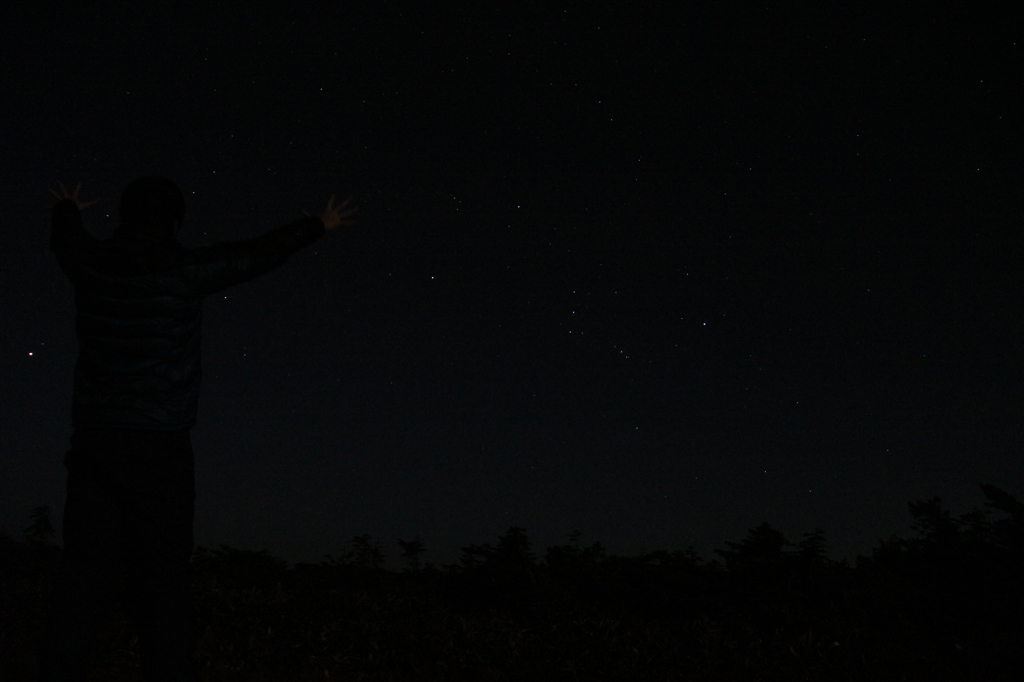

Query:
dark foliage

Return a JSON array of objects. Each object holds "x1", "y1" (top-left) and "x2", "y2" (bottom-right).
[{"x1": 3, "y1": 484, "x2": 1023, "y2": 680}]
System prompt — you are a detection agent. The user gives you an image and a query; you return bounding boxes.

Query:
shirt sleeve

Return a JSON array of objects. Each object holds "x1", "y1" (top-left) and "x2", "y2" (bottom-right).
[{"x1": 182, "y1": 215, "x2": 327, "y2": 296}]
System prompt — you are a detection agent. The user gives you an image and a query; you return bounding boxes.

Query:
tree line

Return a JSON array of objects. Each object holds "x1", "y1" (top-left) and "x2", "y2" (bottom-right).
[{"x1": 2, "y1": 483, "x2": 1022, "y2": 679}]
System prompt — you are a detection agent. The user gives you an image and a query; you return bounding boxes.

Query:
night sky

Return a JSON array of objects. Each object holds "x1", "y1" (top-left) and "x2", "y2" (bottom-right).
[{"x1": 2, "y1": 4, "x2": 1020, "y2": 569}]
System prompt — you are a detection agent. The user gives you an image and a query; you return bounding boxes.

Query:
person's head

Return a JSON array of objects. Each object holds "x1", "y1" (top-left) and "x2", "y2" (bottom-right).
[{"x1": 118, "y1": 176, "x2": 185, "y2": 241}]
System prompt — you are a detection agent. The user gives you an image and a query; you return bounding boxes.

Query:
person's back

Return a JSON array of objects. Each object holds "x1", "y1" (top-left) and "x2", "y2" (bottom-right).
[
  {"x1": 39, "y1": 177, "x2": 356, "y2": 682},
  {"x1": 50, "y1": 176, "x2": 341, "y2": 432}
]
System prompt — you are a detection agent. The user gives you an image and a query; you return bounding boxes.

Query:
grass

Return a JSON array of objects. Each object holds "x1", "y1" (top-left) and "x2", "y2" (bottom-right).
[
  {"x1": 5, "y1": 484, "x2": 1024, "y2": 680},
  {"x1": 3, "y1": 546, "x2": 1022, "y2": 681}
]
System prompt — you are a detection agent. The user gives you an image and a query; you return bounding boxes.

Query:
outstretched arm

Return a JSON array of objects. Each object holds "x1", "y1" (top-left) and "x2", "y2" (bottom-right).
[
  {"x1": 184, "y1": 193, "x2": 358, "y2": 297},
  {"x1": 49, "y1": 179, "x2": 102, "y2": 258}
]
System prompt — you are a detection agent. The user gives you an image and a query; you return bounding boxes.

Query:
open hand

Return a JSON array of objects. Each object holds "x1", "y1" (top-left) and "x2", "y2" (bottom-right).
[
  {"x1": 303, "y1": 194, "x2": 358, "y2": 231},
  {"x1": 49, "y1": 180, "x2": 101, "y2": 211}
]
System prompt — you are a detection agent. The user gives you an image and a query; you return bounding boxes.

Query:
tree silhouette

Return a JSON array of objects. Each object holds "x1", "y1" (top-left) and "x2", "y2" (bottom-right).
[
  {"x1": 190, "y1": 545, "x2": 290, "y2": 590},
  {"x1": 398, "y1": 536, "x2": 425, "y2": 573},
  {"x1": 714, "y1": 522, "x2": 793, "y2": 572},
  {"x1": 458, "y1": 542, "x2": 493, "y2": 570},
  {"x1": 454, "y1": 528, "x2": 540, "y2": 587},
  {"x1": 981, "y1": 483, "x2": 1024, "y2": 520},
  {"x1": 792, "y1": 528, "x2": 830, "y2": 565},
  {"x1": 981, "y1": 483, "x2": 1024, "y2": 552},
  {"x1": 351, "y1": 534, "x2": 386, "y2": 570},
  {"x1": 494, "y1": 526, "x2": 535, "y2": 569},
  {"x1": 545, "y1": 530, "x2": 606, "y2": 572},
  {"x1": 908, "y1": 496, "x2": 959, "y2": 547},
  {"x1": 567, "y1": 529, "x2": 582, "y2": 549}
]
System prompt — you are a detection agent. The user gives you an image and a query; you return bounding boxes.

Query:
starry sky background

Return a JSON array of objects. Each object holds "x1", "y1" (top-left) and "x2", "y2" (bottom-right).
[{"x1": 1, "y1": 3, "x2": 1020, "y2": 569}]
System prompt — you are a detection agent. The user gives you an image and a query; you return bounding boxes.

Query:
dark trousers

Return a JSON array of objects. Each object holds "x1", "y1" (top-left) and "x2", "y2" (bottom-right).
[{"x1": 38, "y1": 427, "x2": 201, "y2": 682}]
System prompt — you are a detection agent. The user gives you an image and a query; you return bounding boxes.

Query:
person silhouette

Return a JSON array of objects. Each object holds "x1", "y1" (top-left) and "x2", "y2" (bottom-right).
[{"x1": 38, "y1": 177, "x2": 356, "y2": 682}]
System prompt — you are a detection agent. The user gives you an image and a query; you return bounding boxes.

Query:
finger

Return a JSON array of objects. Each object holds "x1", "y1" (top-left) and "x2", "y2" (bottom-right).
[
  {"x1": 81, "y1": 198, "x2": 101, "y2": 209},
  {"x1": 73, "y1": 181, "x2": 82, "y2": 199},
  {"x1": 49, "y1": 188, "x2": 62, "y2": 200},
  {"x1": 57, "y1": 180, "x2": 68, "y2": 196},
  {"x1": 325, "y1": 193, "x2": 336, "y2": 210}
]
